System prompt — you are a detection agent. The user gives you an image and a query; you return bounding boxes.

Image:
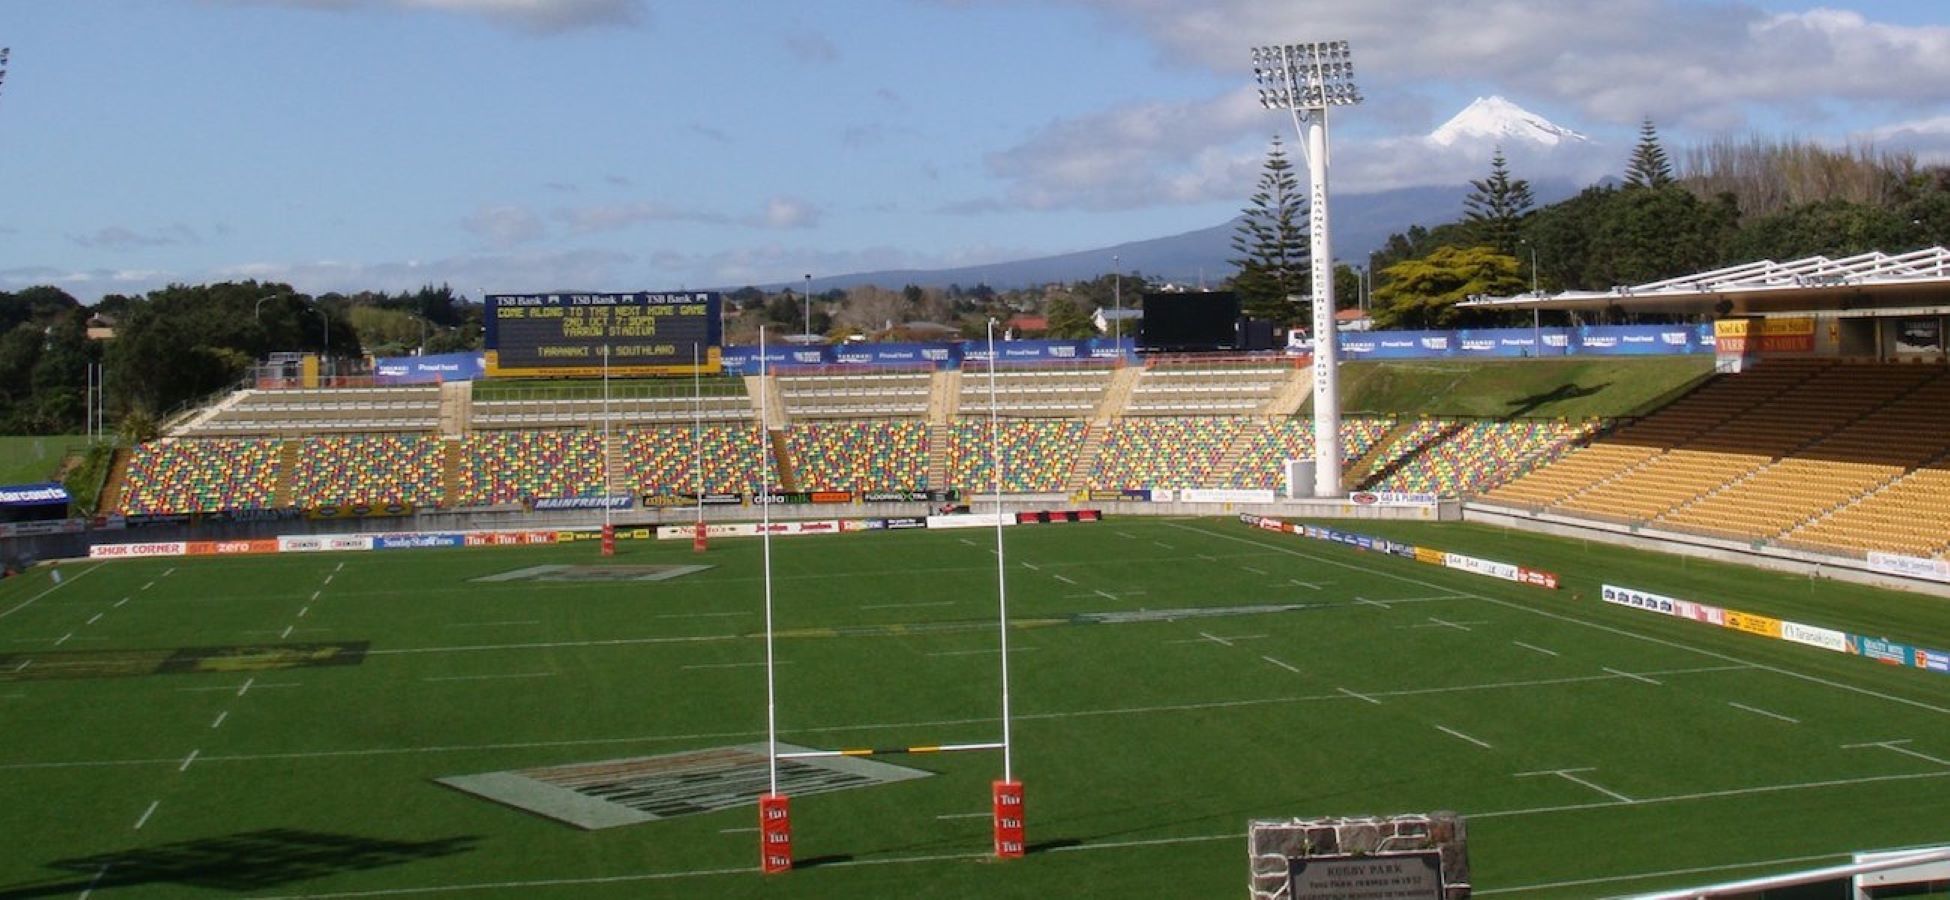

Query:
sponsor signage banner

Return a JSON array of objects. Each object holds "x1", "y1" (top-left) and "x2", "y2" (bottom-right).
[
  {"x1": 1670, "y1": 598, "x2": 1727, "y2": 626},
  {"x1": 1175, "y1": 488, "x2": 1277, "y2": 504},
  {"x1": 808, "y1": 491, "x2": 854, "y2": 504},
  {"x1": 1724, "y1": 610, "x2": 1784, "y2": 639},
  {"x1": 309, "y1": 503, "x2": 415, "y2": 520},
  {"x1": 0, "y1": 519, "x2": 85, "y2": 538},
  {"x1": 89, "y1": 541, "x2": 187, "y2": 559},
  {"x1": 1443, "y1": 552, "x2": 1519, "y2": 582},
  {"x1": 1518, "y1": 568, "x2": 1560, "y2": 589},
  {"x1": 532, "y1": 495, "x2": 632, "y2": 511},
  {"x1": 1087, "y1": 488, "x2": 1151, "y2": 502},
  {"x1": 926, "y1": 513, "x2": 1011, "y2": 530},
  {"x1": 1601, "y1": 584, "x2": 1677, "y2": 615},
  {"x1": 376, "y1": 533, "x2": 465, "y2": 550},
  {"x1": 1867, "y1": 551, "x2": 1950, "y2": 584},
  {"x1": 463, "y1": 531, "x2": 559, "y2": 547},
  {"x1": 1339, "y1": 325, "x2": 1709, "y2": 360},
  {"x1": 1915, "y1": 647, "x2": 1950, "y2": 673},
  {"x1": 1780, "y1": 620, "x2": 1850, "y2": 654},
  {"x1": 372, "y1": 351, "x2": 486, "y2": 385},
  {"x1": 1350, "y1": 491, "x2": 1440, "y2": 507},
  {"x1": 1854, "y1": 636, "x2": 1916, "y2": 666},
  {"x1": 0, "y1": 482, "x2": 70, "y2": 508},
  {"x1": 1714, "y1": 317, "x2": 1815, "y2": 354},
  {"x1": 185, "y1": 539, "x2": 279, "y2": 556}
]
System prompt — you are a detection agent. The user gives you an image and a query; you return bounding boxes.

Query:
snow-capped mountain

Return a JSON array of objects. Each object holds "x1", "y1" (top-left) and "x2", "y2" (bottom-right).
[{"x1": 1428, "y1": 95, "x2": 1589, "y2": 148}]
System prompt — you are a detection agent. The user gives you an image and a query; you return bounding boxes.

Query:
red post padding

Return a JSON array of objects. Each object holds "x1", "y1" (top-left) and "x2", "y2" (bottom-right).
[
  {"x1": 759, "y1": 793, "x2": 792, "y2": 873},
  {"x1": 600, "y1": 523, "x2": 616, "y2": 557},
  {"x1": 992, "y1": 780, "x2": 1025, "y2": 858},
  {"x1": 692, "y1": 520, "x2": 708, "y2": 553}
]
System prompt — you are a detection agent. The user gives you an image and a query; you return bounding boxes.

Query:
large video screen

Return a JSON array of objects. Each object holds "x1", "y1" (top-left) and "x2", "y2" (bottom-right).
[
  {"x1": 485, "y1": 292, "x2": 723, "y2": 377},
  {"x1": 1140, "y1": 291, "x2": 1240, "y2": 352}
]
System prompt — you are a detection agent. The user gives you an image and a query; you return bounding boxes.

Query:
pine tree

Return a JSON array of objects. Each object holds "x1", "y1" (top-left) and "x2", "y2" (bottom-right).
[
  {"x1": 1463, "y1": 148, "x2": 1535, "y2": 254},
  {"x1": 1229, "y1": 135, "x2": 1310, "y2": 324},
  {"x1": 1625, "y1": 118, "x2": 1675, "y2": 189}
]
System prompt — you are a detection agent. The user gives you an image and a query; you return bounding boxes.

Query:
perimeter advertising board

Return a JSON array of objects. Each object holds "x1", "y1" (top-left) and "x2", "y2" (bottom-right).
[{"x1": 485, "y1": 292, "x2": 722, "y2": 377}]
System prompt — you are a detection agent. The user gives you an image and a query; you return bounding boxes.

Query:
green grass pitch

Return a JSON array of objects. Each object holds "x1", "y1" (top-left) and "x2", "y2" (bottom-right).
[{"x1": 2, "y1": 517, "x2": 1947, "y2": 898}]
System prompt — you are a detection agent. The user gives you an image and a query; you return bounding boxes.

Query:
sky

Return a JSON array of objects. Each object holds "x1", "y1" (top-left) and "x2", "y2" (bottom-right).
[{"x1": 4, "y1": 0, "x2": 1949, "y2": 303}]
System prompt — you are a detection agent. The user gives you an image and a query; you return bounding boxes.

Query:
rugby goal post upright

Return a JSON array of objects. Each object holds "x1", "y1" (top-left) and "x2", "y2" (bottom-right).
[{"x1": 758, "y1": 321, "x2": 1023, "y2": 872}]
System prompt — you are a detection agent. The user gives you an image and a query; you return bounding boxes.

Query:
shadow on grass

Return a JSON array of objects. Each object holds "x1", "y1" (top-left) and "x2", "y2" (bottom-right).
[
  {"x1": 792, "y1": 854, "x2": 856, "y2": 870},
  {"x1": 0, "y1": 828, "x2": 477, "y2": 898},
  {"x1": 1505, "y1": 381, "x2": 1609, "y2": 417}
]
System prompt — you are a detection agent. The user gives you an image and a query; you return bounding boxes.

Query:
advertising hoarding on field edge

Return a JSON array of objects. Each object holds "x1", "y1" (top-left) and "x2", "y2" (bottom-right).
[{"x1": 485, "y1": 292, "x2": 723, "y2": 377}]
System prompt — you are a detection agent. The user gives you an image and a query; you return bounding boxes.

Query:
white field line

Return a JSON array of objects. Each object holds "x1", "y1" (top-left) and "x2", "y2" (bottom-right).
[
  {"x1": 1197, "y1": 631, "x2": 1233, "y2": 647},
  {"x1": 140, "y1": 582, "x2": 153, "y2": 591},
  {"x1": 335, "y1": 562, "x2": 344, "y2": 573},
  {"x1": 1512, "y1": 641, "x2": 1559, "y2": 657},
  {"x1": 1288, "y1": 579, "x2": 1324, "y2": 591},
  {"x1": 934, "y1": 812, "x2": 991, "y2": 820},
  {"x1": 236, "y1": 676, "x2": 255, "y2": 697},
  {"x1": 133, "y1": 800, "x2": 159, "y2": 830},
  {"x1": 211, "y1": 711, "x2": 228, "y2": 729},
  {"x1": 78, "y1": 864, "x2": 111, "y2": 900},
  {"x1": 1094, "y1": 590, "x2": 1120, "y2": 601},
  {"x1": 86, "y1": 613, "x2": 102, "y2": 625},
  {"x1": 1603, "y1": 666, "x2": 1664, "y2": 686},
  {"x1": 53, "y1": 632, "x2": 72, "y2": 646},
  {"x1": 1167, "y1": 634, "x2": 1267, "y2": 645},
  {"x1": 1171, "y1": 521, "x2": 1950, "y2": 718},
  {"x1": 177, "y1": 682, "x2": 298, "y2": 694},
  {"x1": 113, "y1": 597, "x2": 128, "y2": 608},
  {"x1": 681, "y1": 661, "x2": 785, "y2": 670},
  {"x1": 860, "y1": 600, "x2": 956, "y2": 611},
  {"x1": 1241, "y1": 566, "x2": 1267, "y2": 576},
  {"x1": 422, "y1": 672, "x2": 556, "y2": 683},
  {"x1": 280, "y1": 625, "x2": 293, "y2": 640},
  {"x1": 364, "y1": 633, "x2": 742, "y2": 656},
  {"x1": 1844, "y1": 739, "x2": 1950, "y2": 767},
  {"x1": 0, "y1": 663, "x2": 1759, "y2": 773},
  {"x1": 311, "y1": 590, "x2": 322, "y2": 602},
  {"x1": 179, "y1": 748, "x2": 200, "y2": 771},
  {"x1": 1728, "y1": 702, "x2": 1798, "y2": 724},
  {"x1": 927, "y1": 647, "x2": 1037, "y2": 657},
  {"x1": 444, "y1": 620, "x2": 544, "y2": 628},
  {"x1": 1517, "y1": 768, "x2": 1634, "y2": 803},
  {"x1": 717, "y1": 827, "x2": 757, "y2": 834},
  {"x1": 1262, "y1": 656, "x2": 1302, "y2": 674},
  {"x1": 653, "y1": 611, "x2": 748, "y2": 619},
  {"x1": 163, "y1": 567, "x2": 176, "y2": 577},
  {"x1": 1338, "y1": 687, "x2": 1382, "y2": 705},
  {"x1": 298, "y1": 606, "x2": 310, "y2": 617},
  {"x1": 1423, "y1": 617, "x2": 1474, "y2": 631},
  {"x1": 1435, "y1": 725, "x2": 1493, "y2": 749},
  {"x1": 1153, "y1": 541, "x2": 1175, "y2": 550},
  {"x1": 323, "y1": 574, "x2": 334, "y2": 586},
  {"x1": 1020, "y1": 562, "x2": 1040, "y2": 571},
  {"x1": 1052, "y1": 573, "x2": 1077, "y2": 585}
]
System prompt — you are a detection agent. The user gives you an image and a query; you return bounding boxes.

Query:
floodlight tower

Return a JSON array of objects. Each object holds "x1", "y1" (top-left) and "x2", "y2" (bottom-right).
[{"x1": 1252, "y1": 41, "x2": 1360, "y2": 498}]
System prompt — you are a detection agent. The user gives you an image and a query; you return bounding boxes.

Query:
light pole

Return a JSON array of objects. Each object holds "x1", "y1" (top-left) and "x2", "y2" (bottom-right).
[
  {"x1": 1253, "y1": 40, "x2": 1360, "y2": 499},
  {"x1": 803, "y1": 274, "x2": 812, "y2": 340},
  {"x1": 312, "y1": 305, "x2": 331, "y2": 382},
  {"x1": 1112, "y1": 254, "x2": 1122, "y2": 348},
  {"x1": 1521, "y1": 238, "x2": 1542, "y2": 355},
  {"x1": 254, "y1": 293, "x2": 280, "y2": 321}
]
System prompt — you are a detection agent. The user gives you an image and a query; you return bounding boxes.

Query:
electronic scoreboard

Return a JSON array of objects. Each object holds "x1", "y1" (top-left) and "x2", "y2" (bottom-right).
[{"x1": 484, "y1": 292, "x2": 723, "y2": 377}]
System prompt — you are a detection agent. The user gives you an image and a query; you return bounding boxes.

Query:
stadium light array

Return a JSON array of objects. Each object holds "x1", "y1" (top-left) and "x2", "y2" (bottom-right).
[{"x1": 1249, "y1": 40, "x2": 1360, "y2": 499}]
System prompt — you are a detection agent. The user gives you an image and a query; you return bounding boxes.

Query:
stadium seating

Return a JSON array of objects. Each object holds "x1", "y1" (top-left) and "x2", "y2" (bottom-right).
[
  {"x1": 1125, "y1": 361, "x2": 1296, "y2": 416},
  {"x1": 118, "y1": 439, "x2": 284, "y2": 514},
  {"x1": 1088, "y1": 417, "x2": 1245, "y2": 490},
  {"x1": 287, "y1": 435, "x2": 446, "y2": 508},
  {"x1": 1362, "y1": 418, "x2": 1599, "y2": 496},
  {"x1": 184, "y1": 387, "x2": 441, "y2": 436},
  {"x1": 1222, "y1": 417, "x2": 1395, "y2": 490},
  {"x1": 785, "y1": 421, "x2": 930, "y2": 492},
  {"x1": 948, "y1": 419, "x2": 1087, "y2": 492},
  {"x1": 958, "y1": 366, "x2": 1116, "y2": 418},
  {"x1": 455, "y1": 430, "x2": 605, "y2": 505},
  {"x1": 624, "y1": 424, "x2": 775, "y2": 496},
  {"x1": 777, "y1": 370, "x2": 932, "y2": 418},
  {"x1": 471, "y1": 378, "x2": 752, "y2": 429}
]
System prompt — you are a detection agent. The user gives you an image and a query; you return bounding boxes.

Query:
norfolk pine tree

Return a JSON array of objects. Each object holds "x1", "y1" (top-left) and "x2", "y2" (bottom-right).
[{"x1": 1230, "y1": 136, "x2": 1310, "y2": 326}]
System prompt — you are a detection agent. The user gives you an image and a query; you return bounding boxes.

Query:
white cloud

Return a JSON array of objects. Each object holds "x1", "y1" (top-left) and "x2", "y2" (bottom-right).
[
  {"x1": 783, "y1": 27, "x2": 840, "y2": 64},
  {"x1": 1067, "y1": 1, "x2": 1950, "y2": 130},
  {"x1": 461, "y1": 204, "x2": 547, "y2": 247},
  {"x1": 554, "y1": 201, "x2": 728, "y2": 233},
  {"x1": 214, "y1": 0, "x2": 643, "y2": 33},
  {"x1": 1864, "y1": 115, "x2": 1950, "y2": 165},
  {"x1": 69, "y1": 224, "x2": 201, "y2": 251},
  {"x1": 975, "y1": 90, "x2": 1264, "y2": 211},
  {"x1": 752, "y1": 196, "x2": 820, "y2": 229}
]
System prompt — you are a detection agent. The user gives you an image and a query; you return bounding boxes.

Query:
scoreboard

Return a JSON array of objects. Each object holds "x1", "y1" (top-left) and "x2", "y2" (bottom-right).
[{"x1": 484, "y1": 292, "x2": 723, "y2": 377}]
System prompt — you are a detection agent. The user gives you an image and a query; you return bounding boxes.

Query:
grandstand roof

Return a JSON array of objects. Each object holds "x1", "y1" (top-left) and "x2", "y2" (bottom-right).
[{"x1": 1462, "y1": 246, "x2": 1950, "y2": 318}]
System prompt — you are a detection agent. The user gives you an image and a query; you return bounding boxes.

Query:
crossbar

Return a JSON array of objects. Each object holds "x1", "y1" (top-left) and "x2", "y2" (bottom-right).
[{"x1": 777, "y1": 741, "x2": 1006, "y2": 760}]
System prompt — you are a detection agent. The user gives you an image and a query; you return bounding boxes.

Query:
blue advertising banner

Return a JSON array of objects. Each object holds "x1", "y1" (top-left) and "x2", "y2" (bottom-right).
[
  {"x1": 0, "y1": 482, "x2": 70, "y2": 509},
  {"x1": 1337, "y1": 325, "x2": 1709, "y2": 361},
  {"x1": 375, "y1": 533, "x2": 465, "y2": 550},
  {"x1": 373, "y1": 352, "x2": 486, "y2": 384},
  {"x1": 831, "y1": 342, "x2": 962, "y2": 367}
]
